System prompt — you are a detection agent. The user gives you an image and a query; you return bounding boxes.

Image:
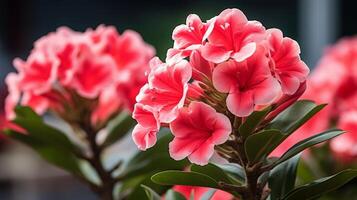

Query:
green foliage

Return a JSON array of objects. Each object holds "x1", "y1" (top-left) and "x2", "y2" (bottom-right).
[
  {"x1": 283, "y1": 170, "x2": 357, "y2": 200},
  {"x1": 151, "y1": 170, "x2": 220, "y2": 188},
  {"x1": 239, "y1": 106, "x2": 271, "y2": 138},
  {"x1": 273, "y1": 129, "x2": 344, "y2": 167},
  {"x1": 269, "y1": 154, "x2": 301, "y2": 200},
  {"x1": 141, "y1": 185, "x2": 162, "y2": 200},
  {"x1": 245, "y1": 129, "x2": 284, "y2": 163}
]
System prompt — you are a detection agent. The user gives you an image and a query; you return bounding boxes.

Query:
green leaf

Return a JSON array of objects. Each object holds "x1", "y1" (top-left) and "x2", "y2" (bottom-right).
[
  {"x1": 274, "y1": 129, "x2": 344, "y2": 166},
  {"x1": 141, "y1": 185, "x2": 161, "y2": 200},
  {"x1": 103, "y1": 112, "x2": 136, "y2": 147},
  {"x1": 12, "y1": 106, "x2": 79, "y2": 153},
  {"x1": 239, "y1": 106, "x2": 271, "y2": 138},
  {"x1": 269, "y1": 100, "x2": 326, "y2": 134},
  {"x1": 269, "y1": 154, "x2": 301, "y2": 200},
  {"x1": 126, "y1": 176, "x2": 169, "y2": 200},
  {"x1": 151, "y1": 171, "x2": 220, "y2": 189},
  {"x1": 282, "y1": 169, "x2": 357, "y2": 200},
  {"x1": 216, "y1": 164, "x2": 245, "y2": 183},
  {"x1": 165, "y1": 190, "x2": 186, "y2": 200},
  {"x1": 14, "y1": 106, "x2": 42, "y2": 121},
  {"x1": 190, "y1": 163, "x2": 236, "y2": 184},
  {"x1": 5, "y1": 130, "x2": 82, "y2": 175},
  {"x1": 245, "y1": 129, "x2": 284, "y2": 163}
]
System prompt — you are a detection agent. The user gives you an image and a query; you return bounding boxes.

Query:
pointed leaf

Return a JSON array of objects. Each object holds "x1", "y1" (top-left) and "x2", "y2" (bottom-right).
[
  {"x1": 190, "y1": 163, "x2": 236, "y2": 184},
  {"x1": 269, "y1": 100, "x2": 326, "y2": 134},
  {"x1": 245, "y1": 129, "x2": 284, "y2": 163},
  {"x1": 283, "y1": 169, "x2": 357, "y2": 200},
  {"x1": 269, "y1": 154, "x2": 301, "y2": 200},
  {"x1": 151, "y1": 171, "x2": 220, "y2": 189},
  {"x1": 274, "y1": 129, "x2": 344, "y2": 166},
  {"x1": 239, "y1": 106, "x2": 271, "y2": 137}
]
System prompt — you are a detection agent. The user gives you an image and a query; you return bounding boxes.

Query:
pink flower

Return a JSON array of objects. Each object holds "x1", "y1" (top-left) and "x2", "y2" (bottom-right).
[
  {"x1": 171, "y1": 185, "x2": 233, "y2": 200},
  {"x1": 201, "y1": 8, "x2": 265, "y2": 63},
  {"x1": 5, "y1": 73, "x2": 21, "y2": 120},
  {"x1": 14, "y1": 52, "x2": 58, "y2": 95},
  {"x1": 331, "y1": 111, "x2": 357, "y2": 162},
  {"x1": 169, "y1": 102, "x2": 231, "y2": 165},
  {"x1": 172, "y1": 14, "x2": 214, "y2": 52},
  {"x1": 136, "y1": 58, "x2": 192, "y2": 123},
  {"x1": 5, "y1": 25, "x2": 155, "y2": 127},
  {"x1": 266, "y1": 29, "x2": 309, "y2": 95},
  {"x1": 70, "y1": 46, "x2": 116, "y2": 99},
  {"x1": 91, "y1": 86, "x2": 123, "y2": 125},
  {"x1": 189, "y1": 50, "x2": 215, "y2": 81},
  {"x1": 132, "y1": 103, "x2": 160, "y2": 150},
  {"x1": 212, "y1": 46, "x2": 280, "y2": 117}
]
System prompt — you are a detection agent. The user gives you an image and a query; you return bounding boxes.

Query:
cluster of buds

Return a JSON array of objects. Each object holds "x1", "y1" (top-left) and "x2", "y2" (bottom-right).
[
  {"x1": 5, "y1": 25, "x2": 155, "y2": 129},
  {"x1": 132, "y1": 8, "x2": 309, "y2": 165}
]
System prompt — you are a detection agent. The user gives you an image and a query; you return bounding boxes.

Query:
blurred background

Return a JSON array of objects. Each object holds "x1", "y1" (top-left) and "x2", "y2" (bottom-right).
[{"x1": 0, "y1": 0, "x2": 356, "y2": 199}]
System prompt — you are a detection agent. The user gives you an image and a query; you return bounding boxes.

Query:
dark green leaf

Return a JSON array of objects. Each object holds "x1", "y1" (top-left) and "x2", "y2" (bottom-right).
[
  {"x1": 126, "y1": 176, "x2": 169, "y2": 200},
  {"x1": 239, "y1": 106, "x2": 271, "y2": 138},
  {"x1": 274, "y1": 129, "x2": 344, "y2": 166},
  {"x1": 269, "y1": 100, "x2": 326, "y2": 134},
  {"x1": 165, "y1": 190, "x2": 186, "y2": 200},
  {"x1": 103, "y1": 112, "x2": 136, "y2": 147},
  {"x1": 151, "y1": 171, "x2": 220, "y2": 189},
  {"x1": 216, "y1": 164, "x2": 245, "y2": 183},
  {"x1": 141, "y1": 185, "x2": 161, "y2": 200},
  {"x1": 282, "y1": 169, "x2": 357, "y2": 200},
  {"x1": 245, "y1": 129, "x2": 284, "y2": 163},
  {"x1": 269, "y1": 154, "x2": 301, "y2": 200},
  {"x1": 190, "y1": 163, "x2": 235, "y2": 184}
]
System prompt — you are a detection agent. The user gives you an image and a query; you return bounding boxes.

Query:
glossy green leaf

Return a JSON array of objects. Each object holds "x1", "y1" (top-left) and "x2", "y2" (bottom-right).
[
  {"x1": 282, "y1": 169, "x2": 357, "y2": 200},
  {"x1": 103, "y1": 112, "x2": 136, "y2": 147},
  {"x1": 5, "y1": 130, "x2": 82, "y2": 176},
  {"x1": 165, "y1": 190, "x2": 186, "y2": 200},
  {"x1": 151, "y1": 171, "x2": 220, "y2": 189},
  {"x1": 141, "y1": 185, "x2": 161, "y2": 200},
  {"x1": 274, "y1": 129, "x2": 344, "y2": 166},
  {"x1": 269, "y1": 100, "x2": 326, "y2": 134},
  {"x1": 239, "y1": 106, "x2": 271, "y2": 137},
  {"x1": 245, "y1": 129, "x2": 284, "y2": 163},
  {"x1": 269, "y1": 154, "x2": 301, "y2": 200},
  {"x1": 190, "y1": 163, "x2": 235, "y2": 184},
  {"x1": 216, "y1": 164, "x2": 245, "y2": 183}
]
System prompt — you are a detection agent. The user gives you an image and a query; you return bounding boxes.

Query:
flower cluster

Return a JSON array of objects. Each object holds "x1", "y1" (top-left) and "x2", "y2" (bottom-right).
[
  {"x1": 5, "y1": 25, "x2": 155, "y2": 127},
  {"x1": 278, "y1": 37, "x2": 357, "y2": 162},
  {"x1": 132, "y1": 8, "x2": 309, "y2": 165}
]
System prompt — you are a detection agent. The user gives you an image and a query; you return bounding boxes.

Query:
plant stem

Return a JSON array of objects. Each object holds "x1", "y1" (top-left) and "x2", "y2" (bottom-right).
[{"x1": 80, "y1": 122, "x2": 116, "y2": 200}]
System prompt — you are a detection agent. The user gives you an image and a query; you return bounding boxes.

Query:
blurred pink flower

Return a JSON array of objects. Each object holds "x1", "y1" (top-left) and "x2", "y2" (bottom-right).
[{"x1": 5, "y1": 25, "x2": 155, "y2": 127}]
